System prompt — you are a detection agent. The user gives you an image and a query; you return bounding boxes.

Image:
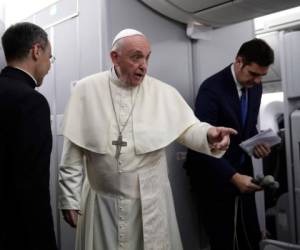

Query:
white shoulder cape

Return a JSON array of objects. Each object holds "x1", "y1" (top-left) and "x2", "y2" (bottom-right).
[{"x1": 63, "y1": 71, "x2": 198, "y2": 154}]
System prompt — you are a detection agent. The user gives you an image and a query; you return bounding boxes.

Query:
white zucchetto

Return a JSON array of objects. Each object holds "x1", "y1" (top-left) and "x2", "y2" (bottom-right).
[{"x1": 112, "y1": 28, "x2": 144, "y2": 46}]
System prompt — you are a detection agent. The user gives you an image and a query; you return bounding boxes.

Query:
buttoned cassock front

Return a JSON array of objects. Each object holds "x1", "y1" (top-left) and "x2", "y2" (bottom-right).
[{"x1": 59, "y1": 70, "x2": 223, "y2": 250}]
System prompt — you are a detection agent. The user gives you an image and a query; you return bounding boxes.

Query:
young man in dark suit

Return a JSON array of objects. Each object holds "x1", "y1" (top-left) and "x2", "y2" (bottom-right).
[
  {"x1": 0, "y1": 22, "x2": 57, "y2": 250},
  {"x1": 185, "y1": 39, "x2": 274, "y2": 250}
]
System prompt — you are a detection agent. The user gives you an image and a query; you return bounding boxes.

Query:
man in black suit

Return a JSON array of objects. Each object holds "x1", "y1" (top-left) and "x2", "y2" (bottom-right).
[
  {"x1": 185, "y1": 39, "x2": 274, "y2": 250},
  {"x1": 0, "y1": 22, "x2": 57, "y2": 250}
]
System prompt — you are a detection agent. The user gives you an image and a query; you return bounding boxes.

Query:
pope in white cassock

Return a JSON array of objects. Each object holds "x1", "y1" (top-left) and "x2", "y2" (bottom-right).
[{"x1": 59, "y1": 29, "x2": 237, "y2": 250}]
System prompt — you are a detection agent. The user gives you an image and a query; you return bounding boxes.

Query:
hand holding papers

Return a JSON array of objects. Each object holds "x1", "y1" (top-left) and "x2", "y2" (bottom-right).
[{"x1": 239, "y1": 128, "x2": 281, "y2": 156}]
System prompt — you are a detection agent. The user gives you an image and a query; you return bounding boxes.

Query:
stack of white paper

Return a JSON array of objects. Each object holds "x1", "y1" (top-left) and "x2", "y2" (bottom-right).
[{"x1": 239, "y1": 128, "x2": 282, "y2": 156}]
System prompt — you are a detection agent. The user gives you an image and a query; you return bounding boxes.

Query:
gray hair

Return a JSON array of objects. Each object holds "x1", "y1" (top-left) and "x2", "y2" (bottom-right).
[{"x1": 111, "y1": 38, "x2": 124, "y2": 53}]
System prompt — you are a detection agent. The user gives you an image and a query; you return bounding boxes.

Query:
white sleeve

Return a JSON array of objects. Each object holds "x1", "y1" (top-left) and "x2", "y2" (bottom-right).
[
  {"x1": 176, "y1": 121, "x2": 224, "y2": 158},
  {"x1": 58, "y1": 137, "x2": 84, "y2": 210}
]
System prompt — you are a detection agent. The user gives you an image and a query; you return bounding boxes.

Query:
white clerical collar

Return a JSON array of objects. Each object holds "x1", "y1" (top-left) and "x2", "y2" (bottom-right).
[
  {"x1": 14, "y1": 66, "x2": 38, "y2": 86},
  {"x1": 231, "y1": 64, "x2": 244, "y2": 98}
]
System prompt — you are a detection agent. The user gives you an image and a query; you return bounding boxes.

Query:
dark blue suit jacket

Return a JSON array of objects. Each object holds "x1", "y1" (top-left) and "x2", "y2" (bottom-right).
[{"x1": 185, "y1": 65, "x2": 262, "y2": 198}]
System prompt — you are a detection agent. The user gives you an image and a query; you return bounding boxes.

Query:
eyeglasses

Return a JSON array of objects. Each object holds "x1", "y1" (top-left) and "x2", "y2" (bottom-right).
[{"x1": 50, "y1": 55, "x2": 56, "y2": 64}]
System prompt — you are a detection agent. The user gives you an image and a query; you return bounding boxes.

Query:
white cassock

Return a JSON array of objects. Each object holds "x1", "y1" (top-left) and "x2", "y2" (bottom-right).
[{"x1": 59, "y1": 69, "x2": 224, "y2": 250}]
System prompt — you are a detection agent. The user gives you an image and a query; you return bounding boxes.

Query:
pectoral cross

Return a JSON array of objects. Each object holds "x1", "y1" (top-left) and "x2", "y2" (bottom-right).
[{"x1": 112, "y1": 133, "x2": 127, "y2": 160}]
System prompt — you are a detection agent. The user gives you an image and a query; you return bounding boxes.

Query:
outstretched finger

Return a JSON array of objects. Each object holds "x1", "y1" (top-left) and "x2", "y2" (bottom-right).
[{"x1": 223, "y1": 127, "x2": 238, "y2": 135}]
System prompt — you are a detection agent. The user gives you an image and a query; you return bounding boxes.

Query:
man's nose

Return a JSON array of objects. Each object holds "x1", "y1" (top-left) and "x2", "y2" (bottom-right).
[{"x1": 139, "y1": 60, "x2": 148, "y2": 70}]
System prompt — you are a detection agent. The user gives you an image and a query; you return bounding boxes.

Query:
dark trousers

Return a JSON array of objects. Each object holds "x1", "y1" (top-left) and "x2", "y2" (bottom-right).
[{"x1": 197, "y1": 193, "x2": 261, "y2": 250}]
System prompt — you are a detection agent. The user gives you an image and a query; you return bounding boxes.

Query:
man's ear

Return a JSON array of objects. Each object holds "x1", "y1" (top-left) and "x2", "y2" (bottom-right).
[
  {"x1": 110, "y1": 51, "x2": 119, "y2": 65},
  {"x1": 31, "y1": 43, "x2": 40, "y2": 61},
  {"x1": 235, "y1": 56, "x2": 243, "y2": 69}
]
